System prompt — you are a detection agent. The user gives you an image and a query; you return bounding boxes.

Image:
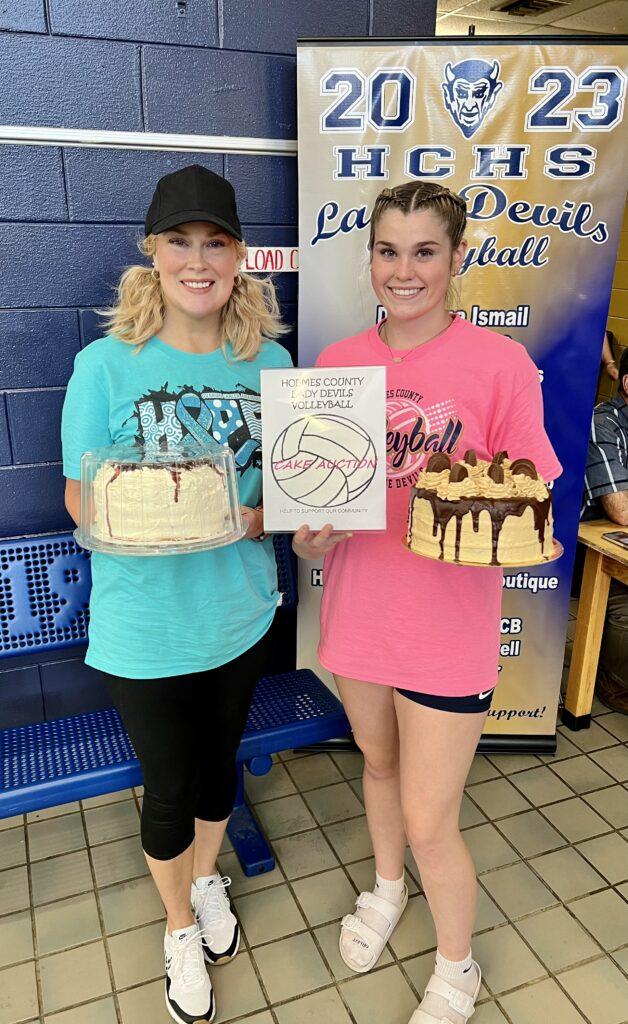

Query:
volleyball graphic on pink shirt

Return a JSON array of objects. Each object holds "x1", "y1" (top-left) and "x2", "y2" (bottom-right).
[{"x1": 271, "y1": 415, "x2": 377, "y2": 507}]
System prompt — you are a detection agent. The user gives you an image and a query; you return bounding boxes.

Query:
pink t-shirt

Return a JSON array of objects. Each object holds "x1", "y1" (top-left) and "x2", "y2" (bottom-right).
[{"x1": 315, "y1": 316, "x2": 562, "y2": 696}]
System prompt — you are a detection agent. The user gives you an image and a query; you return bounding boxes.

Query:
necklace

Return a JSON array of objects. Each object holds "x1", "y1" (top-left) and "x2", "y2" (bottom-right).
[
  {"x1": 380, "y1": 321, "x2": 407, "y2": 363},
  {"x1": 379, "y1": 317, "x2": 454, "y2": 363}
]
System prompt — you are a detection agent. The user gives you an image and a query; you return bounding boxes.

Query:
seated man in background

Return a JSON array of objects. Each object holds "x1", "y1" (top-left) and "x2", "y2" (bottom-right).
[{"x1": 580, "y1": 346, "x2": 628, "y2": 712}]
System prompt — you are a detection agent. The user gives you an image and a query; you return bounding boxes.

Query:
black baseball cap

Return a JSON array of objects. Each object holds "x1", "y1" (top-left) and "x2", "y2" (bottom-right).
[{"x1": 145, "y1": 164, "x2": 243, "y2": 240}]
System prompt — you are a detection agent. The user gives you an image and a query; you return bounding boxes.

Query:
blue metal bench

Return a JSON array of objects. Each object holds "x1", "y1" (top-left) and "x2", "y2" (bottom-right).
[{"x1": 0, "y1": 532, "x2": 349, "y2": 875}]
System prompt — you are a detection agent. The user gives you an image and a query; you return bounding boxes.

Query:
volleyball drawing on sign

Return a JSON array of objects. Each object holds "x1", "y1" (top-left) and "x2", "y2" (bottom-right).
[{"x1": 271, "y1": 415, "x2": 377, "y2": 507}]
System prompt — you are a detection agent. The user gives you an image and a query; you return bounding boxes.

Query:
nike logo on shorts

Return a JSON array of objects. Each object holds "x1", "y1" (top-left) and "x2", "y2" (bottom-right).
[{"x1": 477, "y1": 689, "x2": 494, "y2": 701}]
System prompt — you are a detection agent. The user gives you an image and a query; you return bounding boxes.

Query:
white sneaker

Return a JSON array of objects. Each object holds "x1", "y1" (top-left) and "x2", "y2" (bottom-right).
[
  {"x1": 192, "y1": 875, "x2": 240, "y2": 965},
  {"x1": 164, "y1": 924, "x2": 215, "y2": 1024}
]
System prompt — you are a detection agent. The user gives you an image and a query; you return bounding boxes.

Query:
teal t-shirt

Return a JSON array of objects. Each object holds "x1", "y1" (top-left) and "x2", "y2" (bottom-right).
[{"x1": 62, "y1": 335, "x2": 292, "y2": 679}]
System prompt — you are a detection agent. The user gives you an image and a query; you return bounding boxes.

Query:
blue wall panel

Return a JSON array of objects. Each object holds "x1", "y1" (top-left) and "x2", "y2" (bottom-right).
[
  {"x1": 0, "y1": 1, "x2": 46, "y2": 34},
  {"x1": 0, "y1": 464, "x2": 70, "y2": 537},
  {"x1": 0, "y1": 146, "x2": 67, "y2": 221},
  {"x1": 222, "y1": 0, "x2": 368, "y2": 54},
  {"x1": 0, "y1": 311, "x2": 80, "y2": 389},
  {"x1": 6, "y1": 390, "x2": 65, "y2": 465},
  {"x1": 49, "y1": 0, "x2": 218, "y2": 47},
  {"x1": 0, "y1": 666, "x2": 44, "y2": 728},
  {"x1": 0, "y1": 396, "x2": 11, "y2": 466},
  {"x1": 79, "y1": 309, "x2": 106, "y2": 348},
  {"x1": 41, "y1": 658, "x2": 110, "y2": 719},
  {"x1": 0, "y1": 226, "x2": 141, "y2": 307},
  {"x1": 0, "y1": 35, "x2": 143, "y2": 130},
  {"x1": 65, "y1": 149, "x2": 223, "y2": 222},
  {"x1": 143, "y1": 46, "x2": 296, "y2": 139},
  {"x1": 225, "y1": 155, "x2": 297, "y2": 225},
  {"x1": 371, "y1": 0, "x2": 436, "y2": 34}
]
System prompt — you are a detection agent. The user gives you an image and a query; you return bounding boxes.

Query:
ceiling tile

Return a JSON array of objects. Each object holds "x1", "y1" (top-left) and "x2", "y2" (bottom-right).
[
  {"x1": 437, "y1": 0, "x2": 618, "y2": 29},
  {"x1": 554, "y1": 0, "x2": 628, "y2": 29},
  {"x1": 436, "y1": 12, "x2": 530, "y2": 31},
  {"x1": 518, "y1": 22, "x2": 598, "y2": 30}
]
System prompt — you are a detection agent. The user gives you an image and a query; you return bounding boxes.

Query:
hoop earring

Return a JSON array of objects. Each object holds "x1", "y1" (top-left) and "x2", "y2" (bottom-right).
[{"x1": 151, "y1": 267, "x2": 159, "y2": 281}]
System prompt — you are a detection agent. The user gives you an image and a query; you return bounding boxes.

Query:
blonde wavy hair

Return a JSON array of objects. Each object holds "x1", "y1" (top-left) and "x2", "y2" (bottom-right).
[{"x1": 100, "y1": 234, "x2": 288, "y2": 359}]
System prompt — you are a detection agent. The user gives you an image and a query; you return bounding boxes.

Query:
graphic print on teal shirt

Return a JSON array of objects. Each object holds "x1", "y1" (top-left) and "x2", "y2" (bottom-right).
[
  {"x1": 129, "y1": 381, "x2": 262, "y2": 474},
  {"x1": 62, "y1": 336, "x2": 292, "y2": 679}
]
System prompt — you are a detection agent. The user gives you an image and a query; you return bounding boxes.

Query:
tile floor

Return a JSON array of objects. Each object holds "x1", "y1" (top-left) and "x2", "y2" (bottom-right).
[{"x1": 1, "y1": 700, "x2": 627, "y2": 1024}]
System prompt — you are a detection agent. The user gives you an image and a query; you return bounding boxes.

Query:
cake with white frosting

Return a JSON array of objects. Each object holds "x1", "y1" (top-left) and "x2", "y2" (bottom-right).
[
  {"x1": 406, "y1": 450, "x2": 554, "y2": 566},
  {"x1": 92, "y1": 460, "x2": 231, "y2": 545}
]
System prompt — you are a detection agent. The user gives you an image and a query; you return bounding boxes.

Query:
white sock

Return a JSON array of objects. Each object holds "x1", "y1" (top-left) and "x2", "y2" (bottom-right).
[
  {"x1": 419, "y1": 948, "x2": 479, "y2": 1024},
  {"x1": 435, "y1": 948, "x2": 475, "y2": 984},
  {"x1": 374, "y1": 871, "x2": 405, "y2": 904}
]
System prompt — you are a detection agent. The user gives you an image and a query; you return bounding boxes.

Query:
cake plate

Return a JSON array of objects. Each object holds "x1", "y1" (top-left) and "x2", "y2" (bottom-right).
[
  {"x1": 402, "y1": 537, "x2": 564, "y2": 568},
  {"x1": 74, "y1": 524, "x2": 248, "y2": 556}
]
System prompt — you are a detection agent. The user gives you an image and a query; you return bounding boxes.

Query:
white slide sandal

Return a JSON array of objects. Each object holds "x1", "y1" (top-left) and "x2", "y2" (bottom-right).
[
  {"x1": 409, "y1": 962, "x2": 482, "y2": 1023},
  {"x1": 339, "y1": 886, "x2": 409, "y2": 973}
]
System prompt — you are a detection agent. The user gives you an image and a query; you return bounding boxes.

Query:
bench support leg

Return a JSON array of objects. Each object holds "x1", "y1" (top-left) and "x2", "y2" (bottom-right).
[{"x1": 227, "y1": 762, "x2": 276, "y2": 878}]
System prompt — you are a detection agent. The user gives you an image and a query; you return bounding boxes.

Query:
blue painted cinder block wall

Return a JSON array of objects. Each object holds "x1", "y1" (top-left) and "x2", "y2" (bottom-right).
[{"x1": 0, "y1": 0, "x2": 436, "y2": 725}]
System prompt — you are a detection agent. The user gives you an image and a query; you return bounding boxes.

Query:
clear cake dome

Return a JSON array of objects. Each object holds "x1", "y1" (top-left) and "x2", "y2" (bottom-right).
[{"x1": 75, "y1": 443, "x2": 245, "y2": 555}]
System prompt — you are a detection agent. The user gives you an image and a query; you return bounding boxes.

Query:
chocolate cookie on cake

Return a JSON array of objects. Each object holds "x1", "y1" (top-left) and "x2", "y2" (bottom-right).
[{"x1": 406, "y1": 451, "x2": 554, "y2": 566}]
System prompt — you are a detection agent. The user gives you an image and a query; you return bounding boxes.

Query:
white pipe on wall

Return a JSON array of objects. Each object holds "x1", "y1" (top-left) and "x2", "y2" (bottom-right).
[{"x1": 0, "y1": 125, "x2": 297, "y2": 155}]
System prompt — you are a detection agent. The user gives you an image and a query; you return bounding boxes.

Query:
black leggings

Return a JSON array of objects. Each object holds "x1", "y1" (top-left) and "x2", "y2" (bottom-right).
[{"x1": 103, "y1": 628, "x2": 273, "y2": 861}]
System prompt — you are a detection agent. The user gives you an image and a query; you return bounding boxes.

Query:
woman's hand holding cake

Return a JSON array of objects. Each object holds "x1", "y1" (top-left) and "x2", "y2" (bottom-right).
[{"x1": 240, "y1": 505, "x2": 265, "y2": 540}]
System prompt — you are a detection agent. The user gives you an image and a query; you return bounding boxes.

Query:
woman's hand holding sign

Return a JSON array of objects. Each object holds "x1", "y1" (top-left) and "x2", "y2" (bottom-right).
[{"x1": 292, "y1": 523, "x2": 352, "y2": 559}]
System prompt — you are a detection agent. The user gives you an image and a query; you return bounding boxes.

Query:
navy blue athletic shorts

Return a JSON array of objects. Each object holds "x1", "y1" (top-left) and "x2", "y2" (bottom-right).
[{"x1": 395, "y1": 686, "x2": 495, "y2": 714}]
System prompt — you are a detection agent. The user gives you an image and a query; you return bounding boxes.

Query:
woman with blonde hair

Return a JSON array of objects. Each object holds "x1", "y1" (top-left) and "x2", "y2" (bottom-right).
[
  {"x1": 62, "y1": 165, "x2": 291, "y2": 1024},
  {"x1": 294, "y1": 181, "x2": 561, "y2": 1024}
]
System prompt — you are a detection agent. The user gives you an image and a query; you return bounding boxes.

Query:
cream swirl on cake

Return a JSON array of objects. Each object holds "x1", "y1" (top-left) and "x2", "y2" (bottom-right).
[{"x1": 406, "y1": 450, "x2": 554, "y2": 566}]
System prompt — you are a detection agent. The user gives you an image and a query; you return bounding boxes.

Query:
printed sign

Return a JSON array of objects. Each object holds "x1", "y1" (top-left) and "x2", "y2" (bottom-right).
[
  {"x1": 261, "y1": 366, "x2": 386, "y2": 530},
  {"x1": 244, "y1": 247, "x2": 299, "y2": 273}
]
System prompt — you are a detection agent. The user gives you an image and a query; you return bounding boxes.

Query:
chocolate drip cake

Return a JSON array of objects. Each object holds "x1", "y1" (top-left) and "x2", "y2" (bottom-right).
[
  {"x1": 92, "y1": 460, "x2": 230, "y2": 545},
  {"x1": 406, "y1": 451, "x2": 554, "y2": 566}
]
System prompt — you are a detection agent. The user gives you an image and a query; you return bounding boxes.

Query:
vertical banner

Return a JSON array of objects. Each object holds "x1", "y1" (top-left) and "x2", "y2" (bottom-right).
[{"x1": 296, "y1": 38, "x2": 628, "y2": 744}]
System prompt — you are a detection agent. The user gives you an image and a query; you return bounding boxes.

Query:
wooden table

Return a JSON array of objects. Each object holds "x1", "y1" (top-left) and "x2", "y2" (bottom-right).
[{"x1": 563, "y1": 519, "x2": 628, "y2": 730}]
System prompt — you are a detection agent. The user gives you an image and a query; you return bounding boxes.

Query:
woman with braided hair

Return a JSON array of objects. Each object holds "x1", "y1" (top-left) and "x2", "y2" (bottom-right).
[
  {"x1": 62, "y1": 165, "x2": 291, "y2": 1024},
  {"x1": 294, "y1": 181, "x2": 561, "y2": 1024}
]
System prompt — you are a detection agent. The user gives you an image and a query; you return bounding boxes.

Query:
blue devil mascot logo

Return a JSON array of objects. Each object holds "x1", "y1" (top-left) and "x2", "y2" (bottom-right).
[{"x1": 442, "y1": 59, "x2": 503, "y2": 139}]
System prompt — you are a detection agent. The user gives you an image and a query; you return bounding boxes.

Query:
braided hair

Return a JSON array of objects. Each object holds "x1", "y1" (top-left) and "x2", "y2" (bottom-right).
[{"x1": 368, "y1": 182, "x2": 467, "y2": 252}]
